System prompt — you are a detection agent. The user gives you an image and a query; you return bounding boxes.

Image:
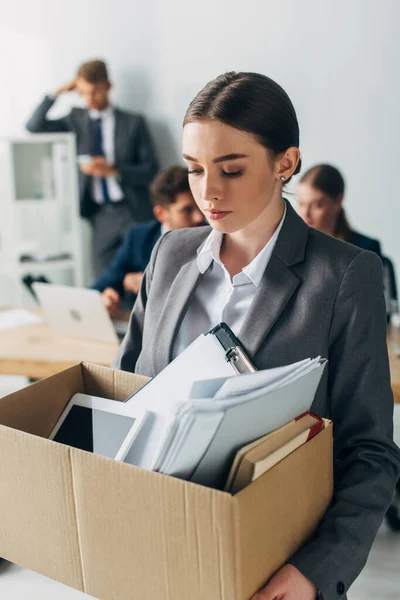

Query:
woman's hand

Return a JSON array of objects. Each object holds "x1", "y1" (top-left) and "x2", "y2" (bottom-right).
[{"x1": 251, "y1": 564, "x2": 318, "y2": 600}]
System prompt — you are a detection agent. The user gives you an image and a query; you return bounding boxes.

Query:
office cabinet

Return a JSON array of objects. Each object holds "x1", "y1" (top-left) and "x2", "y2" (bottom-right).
[{"x1": 0, "y1": 133, "x2": 84, "y2": 306}]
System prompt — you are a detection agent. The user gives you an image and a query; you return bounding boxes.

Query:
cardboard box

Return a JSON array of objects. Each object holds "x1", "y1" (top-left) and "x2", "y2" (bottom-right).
[{"x1": 0, "y1": 363, "x2": 333, "y2": 600}]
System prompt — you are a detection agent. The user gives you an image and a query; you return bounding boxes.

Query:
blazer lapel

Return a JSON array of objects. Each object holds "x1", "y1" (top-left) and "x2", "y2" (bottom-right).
[
  {"x1": 152, "y1": 258, "x2": 202, "y2": 374},
  {"x1": 81, "y1": 111, "x2": 96, "y2": 156},
  {"x1": 239, "y1": 200, "x2": 309, "y2": 358},
  {"x1": 152, "y1": 201, "x2": 309, "y2": 372},
  {"x1": 238, "y1": 255, "x2": 301, "y2": 357},
  {"x1": 114, "y1": 108, "x2": 126, "y2": 164}
]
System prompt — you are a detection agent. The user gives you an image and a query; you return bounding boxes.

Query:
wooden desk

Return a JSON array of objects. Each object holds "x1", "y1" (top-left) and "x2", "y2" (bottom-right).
[
  {"x1": 387, "y1": 327, "x2": 400, "y2": 404},
  {"x1": 0, "y1": 318, "x2": 119, "y2": 380},
  {"x1": 1, "y1": 310, "x2": 400, "y2": 400}
]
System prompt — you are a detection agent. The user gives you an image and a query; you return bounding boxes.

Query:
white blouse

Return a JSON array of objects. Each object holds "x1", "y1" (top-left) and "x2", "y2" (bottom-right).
[{"x1": 172, "y1": 205, "x2": 287, "y2": 359}]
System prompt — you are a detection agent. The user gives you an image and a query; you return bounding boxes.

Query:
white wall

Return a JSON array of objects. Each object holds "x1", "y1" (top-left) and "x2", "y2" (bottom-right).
[{"x1": 1, "y1": 0, "x2": 399, "y2": 284}]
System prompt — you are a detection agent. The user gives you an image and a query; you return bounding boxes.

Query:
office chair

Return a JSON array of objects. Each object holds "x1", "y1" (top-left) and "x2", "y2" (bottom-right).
[{"x1": 21, "y1": 274, "x2": 51, "y2": 301}]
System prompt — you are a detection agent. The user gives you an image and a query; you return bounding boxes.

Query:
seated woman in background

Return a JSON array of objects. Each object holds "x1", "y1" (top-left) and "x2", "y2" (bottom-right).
[
  {"x1": 297, "y1": 163, "x2": 382, "y2": 256},
  {"x1": 298, "y1": 164, "x2": 400, "y2": 534}
]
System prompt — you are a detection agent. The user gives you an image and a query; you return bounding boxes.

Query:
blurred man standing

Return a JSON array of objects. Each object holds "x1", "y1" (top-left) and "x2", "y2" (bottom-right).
[{"x1": 26, "y1": 60, "x2": 159, "y2": 275}]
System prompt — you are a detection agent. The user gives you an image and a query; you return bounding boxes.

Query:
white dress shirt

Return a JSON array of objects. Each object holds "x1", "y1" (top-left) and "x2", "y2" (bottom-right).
[
  {"x1": 172, "y1": 204, "x2": 287, "y2": 358},
  {"x1": 89, "y1": 106, "x2": 124, "y2": 204}
]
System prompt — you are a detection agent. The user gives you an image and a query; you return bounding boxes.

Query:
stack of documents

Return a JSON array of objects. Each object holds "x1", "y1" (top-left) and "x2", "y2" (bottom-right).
[
  {"x1": 125, "y1": 350, "x2": 327, "y2": 489},
  {"x1": 122, "y1": 330, "x2": 244, "y2": 470}
]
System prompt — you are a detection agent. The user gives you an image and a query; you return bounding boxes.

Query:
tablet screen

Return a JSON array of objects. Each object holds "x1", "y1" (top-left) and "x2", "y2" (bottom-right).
[{"x1": 53, "y1": 406, "x2": 136, "y2": 458}]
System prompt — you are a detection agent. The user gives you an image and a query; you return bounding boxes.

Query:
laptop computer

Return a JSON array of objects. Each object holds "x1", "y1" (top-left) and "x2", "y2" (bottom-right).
[{"x1": 32, "y1": 283, "x2": 128, "y2": 344}]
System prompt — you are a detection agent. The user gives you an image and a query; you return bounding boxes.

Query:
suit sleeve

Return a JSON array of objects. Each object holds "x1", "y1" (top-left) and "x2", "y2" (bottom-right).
[
  {"x1": 115, "y1": 116, "x2": 159, "y2": 187},
  {"x1": 112, "y1": 233, "x2": 166, "y2": 372},
  {"x1": 26, "y1": 96, "x2": 71, "y2": 133},
  {"x1": 91, "y1": 229, "x2": 141, "y2": 295},
  {"x1": 289, "y1": 250, "x2": 400, "y2": 599}
]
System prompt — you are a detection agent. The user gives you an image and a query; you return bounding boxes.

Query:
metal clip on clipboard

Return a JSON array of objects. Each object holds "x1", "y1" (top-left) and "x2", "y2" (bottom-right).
[{"x1": 208, "y1": 323, "x2": 258, "y2": 375}]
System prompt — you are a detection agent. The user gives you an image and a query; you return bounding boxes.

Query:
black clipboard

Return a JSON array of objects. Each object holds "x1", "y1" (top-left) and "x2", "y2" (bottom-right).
[{"x1": 207, "y1": 323, "x2": 258, "y2": 375}]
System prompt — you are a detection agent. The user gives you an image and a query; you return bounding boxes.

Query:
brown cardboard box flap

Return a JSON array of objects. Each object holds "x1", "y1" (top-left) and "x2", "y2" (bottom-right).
[
  {"x1": 0, "y1": 363, "x2": 84, "y2": 437},
  {"x1": 81, "y1": 362, "x2": 149, "y2": 402}
]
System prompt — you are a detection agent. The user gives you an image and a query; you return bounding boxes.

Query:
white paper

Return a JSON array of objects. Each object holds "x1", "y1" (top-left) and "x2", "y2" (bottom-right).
[
  {"x1": 122, "y1": 333, "x2": 237, "y2": 470},
  {"x1": 212, "y1": 357, "x2": 314, "y2": 399},
  {"x1": 159, "y1": 409, "x2": 224, "y2": 479},
  {"x1": 216, "y1": 361, "x2": 324, "y2": 406},
  {"x1": 189, "y1": 361, "x2": 326, "y2": 488},
  {"x1": 125, "y1": 334, "x2": 235, "y2": 414},
  {"x1": 153, "y1": 358, "x2": 327, "y2": 488},
  {"x1": 0, "y1": 309, "x2": 44, "y2": 331},
  {"x1": 122, "y1": 330, "x2": 327, "y2": 487}
]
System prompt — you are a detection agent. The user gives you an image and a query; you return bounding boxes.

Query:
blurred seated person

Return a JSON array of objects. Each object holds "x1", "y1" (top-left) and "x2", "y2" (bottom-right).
[
  {"x1": 297, "y1": 164, "x2": 382, "y2": 256},
  {"x1": 92, "y1": 165, "x2": 205, "y2": 315}
]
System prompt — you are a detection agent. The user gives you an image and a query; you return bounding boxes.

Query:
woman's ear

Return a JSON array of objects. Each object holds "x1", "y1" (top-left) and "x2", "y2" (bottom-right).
[{"x1": 277, "y1": 147, "x2": 301, "y2": 181}]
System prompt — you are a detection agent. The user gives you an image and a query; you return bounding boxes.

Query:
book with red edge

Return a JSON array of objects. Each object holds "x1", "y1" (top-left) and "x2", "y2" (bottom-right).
[{"x1": 225, "y1": 411, "x2": 325, "y2": 494}]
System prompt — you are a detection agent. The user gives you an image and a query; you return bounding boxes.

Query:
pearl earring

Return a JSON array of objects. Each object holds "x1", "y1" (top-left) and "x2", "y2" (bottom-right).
[{"x1": 280, "y1": 176, "x2": 286, "y2": 182}]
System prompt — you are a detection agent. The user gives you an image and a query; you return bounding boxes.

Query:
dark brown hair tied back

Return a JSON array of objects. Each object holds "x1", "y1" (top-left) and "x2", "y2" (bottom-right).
[
  {"x1": 300, "y1": 164, "x2": 345, "y2": 198},
  {"x1": 184, "y1": 72, "x2": 301, "y2": 183}
]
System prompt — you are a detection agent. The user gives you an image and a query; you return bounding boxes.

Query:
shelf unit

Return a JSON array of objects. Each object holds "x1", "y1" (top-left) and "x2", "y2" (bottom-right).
[{"x1": 0, "y1": 133, "x2": 84, "y2": 306}]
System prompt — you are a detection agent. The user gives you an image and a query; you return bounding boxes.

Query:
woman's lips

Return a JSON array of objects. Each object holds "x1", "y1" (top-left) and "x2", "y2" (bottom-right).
[{"x1": 206, "y1": 209, "x2": 232, "y2": 221}]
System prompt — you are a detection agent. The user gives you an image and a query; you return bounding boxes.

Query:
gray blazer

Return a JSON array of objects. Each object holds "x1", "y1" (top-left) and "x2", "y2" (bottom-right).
[
  {"x1": 26, "y1": 96, "x2": 159, "y2": 220},
  {"x1": 115, "y1": 201, "x2": 400, "y2": 600}
]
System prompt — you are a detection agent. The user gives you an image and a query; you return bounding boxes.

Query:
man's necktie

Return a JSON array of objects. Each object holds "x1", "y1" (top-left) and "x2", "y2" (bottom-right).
[{"x1": 94, "y1": 117, "x2": 111, "y2": 204}]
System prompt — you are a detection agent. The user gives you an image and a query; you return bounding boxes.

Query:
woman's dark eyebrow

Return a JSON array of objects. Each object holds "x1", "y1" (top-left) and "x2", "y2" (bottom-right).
[{"x1": 182, "y1": 153, "x2": 248, "y2": 163}]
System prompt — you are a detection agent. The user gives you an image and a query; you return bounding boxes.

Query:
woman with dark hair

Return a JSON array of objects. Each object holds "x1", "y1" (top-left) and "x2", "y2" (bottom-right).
[
  {"x1": 297, "y1": 164, "x2": 382, "y2": 256},
  {"x1": 115, "y1": 72, "x2": 400, "y2": 599}
]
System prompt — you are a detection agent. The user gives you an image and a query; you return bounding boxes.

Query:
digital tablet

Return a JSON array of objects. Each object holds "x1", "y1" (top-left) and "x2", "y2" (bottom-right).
[{"x1": 49, "y1": 393, "x2": 149, "y2": 461}]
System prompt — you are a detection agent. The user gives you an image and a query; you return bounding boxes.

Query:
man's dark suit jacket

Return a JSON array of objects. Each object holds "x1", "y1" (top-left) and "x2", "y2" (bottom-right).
[
  {"x1": 92, "y1": 220, "x2": 161, "y2": 294},
  {"x1": 26, "y1": 96, "x2": 159, "y2": 220}
]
